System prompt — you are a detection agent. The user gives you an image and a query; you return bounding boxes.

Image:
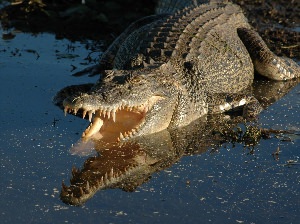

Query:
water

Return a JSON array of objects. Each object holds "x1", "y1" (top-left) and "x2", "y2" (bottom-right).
[{"x1": 0, "y1": 32, "x2": 299, "y2": 224}]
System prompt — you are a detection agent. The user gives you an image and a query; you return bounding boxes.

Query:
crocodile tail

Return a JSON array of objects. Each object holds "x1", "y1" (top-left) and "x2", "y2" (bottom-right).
[{"x1": 155, "y1": 0, "x2": 225, "y2": 14}]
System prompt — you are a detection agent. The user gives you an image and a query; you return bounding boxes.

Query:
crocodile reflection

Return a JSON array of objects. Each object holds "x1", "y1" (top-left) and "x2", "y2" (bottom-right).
[{"x1": 60, "y1": 78, "x2": 299, "y2": 205}]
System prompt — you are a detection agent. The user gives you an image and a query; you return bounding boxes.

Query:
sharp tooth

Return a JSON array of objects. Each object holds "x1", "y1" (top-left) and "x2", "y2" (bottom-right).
[
  {"x1": 109, "y1": 168, "x2": 113, "y2": 178},
  {"x1": 100, "y1": 109, "x2": 104, "y2": 117},
  {"x1": 112, "y1": 108, "x2": 116, "y2": 122},
  {"x1": 128, "y1": 131, "x2": 133, "y2": 138},
  {"x1": 120, "y1": 132, "x2": 124, "y2": 139},
  {"x1": 79, "y1": 187, "x2": 84, "y2": 196},
  {"x1": 82, "y1": 110, "x2": 87, "y2": 119},
  {"x1": 64, "y1": 107, "x2": 68, "y2": 116},
  {"x1": 88, "y1": 111, "x2": 93, "y2": 122},
  {"x1": 62, "y1": 181, "x2": 68, "y2": 191},
  {"x1": 61, "y1": 182, "x2": 68, "y2": 196},
  {"x1": 73, "y1": 109, "x2": 78, "y2": 115},
  {"x1": 103, "y1": 109, "x2": 107, "y2": 118}
]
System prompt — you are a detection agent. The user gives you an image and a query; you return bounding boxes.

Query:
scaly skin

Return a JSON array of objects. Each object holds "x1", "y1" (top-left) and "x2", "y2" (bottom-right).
[{"x1": 54, "y1": 0, "x2": 300, "y2": 143}]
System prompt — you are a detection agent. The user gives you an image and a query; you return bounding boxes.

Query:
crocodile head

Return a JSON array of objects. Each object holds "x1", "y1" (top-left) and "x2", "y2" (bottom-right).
[{"x1": 56, "y1": 67, "x2": 179, "y2": 142}]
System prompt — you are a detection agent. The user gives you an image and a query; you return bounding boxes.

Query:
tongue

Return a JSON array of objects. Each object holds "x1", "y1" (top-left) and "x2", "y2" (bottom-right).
[{"x1": 82, "y1": 117, "x2": 103, "y2": 138}]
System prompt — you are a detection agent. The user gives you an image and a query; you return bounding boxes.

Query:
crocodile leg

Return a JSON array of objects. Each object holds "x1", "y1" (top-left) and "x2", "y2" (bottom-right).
[
  {"x1": 207, "y1": 93, "x2": 262, "y2": 119},
  {"x1": 237, "y1": 27, "x2": 299, "y2": 81}
]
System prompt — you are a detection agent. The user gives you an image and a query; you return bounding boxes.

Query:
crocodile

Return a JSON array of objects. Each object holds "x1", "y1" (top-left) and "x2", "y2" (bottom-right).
[
  {"x1": 53, "y1": 0, "x2": 300, "y2": 144},
  {"x1": 60, "y1": 78, "x2": 300, "y2": 205}
]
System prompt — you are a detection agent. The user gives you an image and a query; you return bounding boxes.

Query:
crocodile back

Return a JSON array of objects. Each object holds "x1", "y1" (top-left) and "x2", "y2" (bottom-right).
[
  {"x1": 114, "y1": 3, "x2": 222, "y2": 69},
  {"x1": 155, "y1": 0, "x2": 224, "y2": 14},
  {"x1": 113, "y1": 2, "x2": 253, "y2": 93}
]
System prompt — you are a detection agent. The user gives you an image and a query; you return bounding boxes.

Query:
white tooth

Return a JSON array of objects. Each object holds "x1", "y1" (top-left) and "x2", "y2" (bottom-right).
[
  {"x1": 104, "y1": 108, "x2": 108, "y2": 118},
  {"x1": 109, "y1": 168, "x2": 113, "y2": 178},
  {"x1": 88, "y1": 111, "x2": 93, "y2": 122},
  {"x1": 82, "y1": 110, "x2": 87, "y2": 119},
  {"x1": 120, "y1": 132, "x2": 124, "y2": 139},
  {"x1": 64, "y1": 107, "x2": 68, "y2": 116},
  {"x1": 112, "y1": 109, "x2": 116, "y2": 122},
  {"x1": 99, "y1": 109, "x2": 104, "y2": 117},
  {"x1": 73, "y1": 109, "x2": 78, "y2": 115}
]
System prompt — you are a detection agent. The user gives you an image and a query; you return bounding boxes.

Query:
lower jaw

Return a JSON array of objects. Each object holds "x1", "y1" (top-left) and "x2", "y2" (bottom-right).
[
  {"x1": 71, "y1": 124, "x2": 140, "y2": 156},
  {"x1": 81, "y1": 115, "x2": 145, "y2": 143}
]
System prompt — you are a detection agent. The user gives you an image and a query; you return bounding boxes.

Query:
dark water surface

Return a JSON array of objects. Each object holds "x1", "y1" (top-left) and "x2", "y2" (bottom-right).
[{"x1": 0, "y1": 32, "x2": 299, "y2": 224}]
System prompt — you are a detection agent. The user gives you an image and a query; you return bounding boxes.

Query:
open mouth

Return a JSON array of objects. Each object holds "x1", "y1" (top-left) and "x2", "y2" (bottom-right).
[{"x1": 63, "y1": 96, "x2": 162, "y2": 142}]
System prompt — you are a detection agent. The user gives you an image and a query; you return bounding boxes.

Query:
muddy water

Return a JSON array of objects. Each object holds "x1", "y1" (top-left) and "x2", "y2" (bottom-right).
[{"x1": 0, "y1": 31, "x2": 299, "y2": 224}]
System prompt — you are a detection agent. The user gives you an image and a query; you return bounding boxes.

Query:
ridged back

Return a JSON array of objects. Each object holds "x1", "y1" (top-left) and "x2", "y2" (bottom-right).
[
  {"x1": 114, "y1": 3, "x2": 221, "y2": 69},
  {"x1": 155, "y1": 0, "x2": 224, "y2": 14}
]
